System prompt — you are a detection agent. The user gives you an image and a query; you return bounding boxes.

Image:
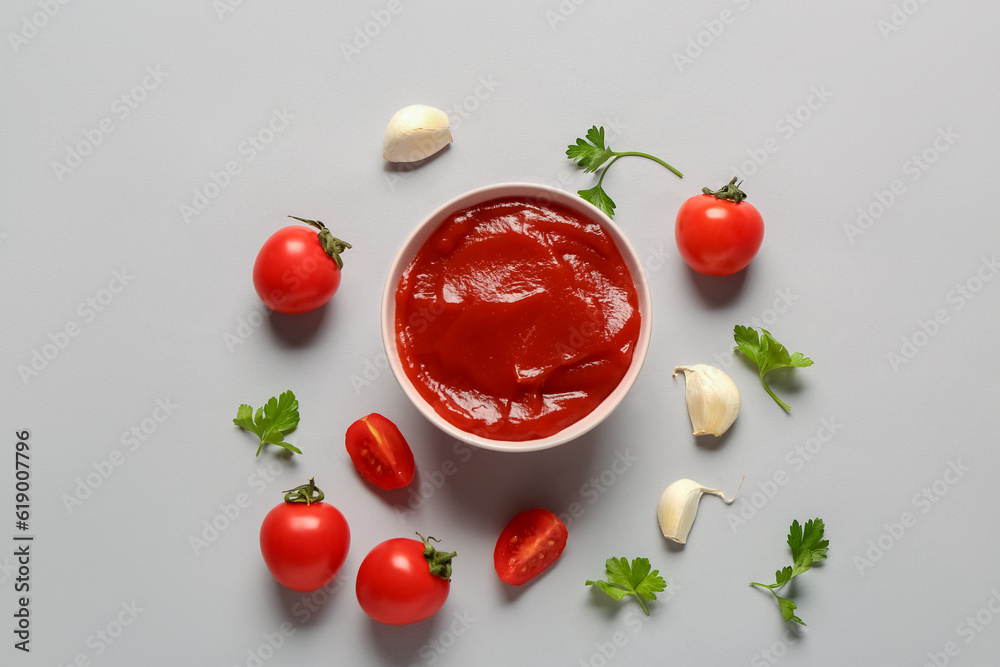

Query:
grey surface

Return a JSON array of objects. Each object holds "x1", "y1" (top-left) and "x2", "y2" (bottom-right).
[{"x1": 2, "y1": 1, "x2": 999, "y2": 665}]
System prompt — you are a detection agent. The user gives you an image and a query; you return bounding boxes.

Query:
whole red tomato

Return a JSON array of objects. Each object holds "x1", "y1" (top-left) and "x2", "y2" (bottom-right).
[
  {"x1": 345, "y1": 413, "x2": 415, "y2": 490},
  {"x1": 259, "y1": 478, "x2": 350, "y2": 592},
  {"x1": 494, "y1": 508, "x2": 568, "y2": 585},
  {"x1": 675, "y1": 178, "x2": 764, "y2": 276},
  {"x1": 253, "y1": 216, "x2": 351, "y2": 314},
  {"x1": 356, "y1": 534, "x2": 454, "y2": 625}
]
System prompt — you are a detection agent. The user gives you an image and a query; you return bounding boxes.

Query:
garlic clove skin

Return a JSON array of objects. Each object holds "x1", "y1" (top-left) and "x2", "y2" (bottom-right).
[
  {"x1": 382, "y1": 105, "x2": 453, "y2": 162},
  {"x1": 656, "y1": 478, "x2": 741, "y2": 544},
  {"x1": 673, "y1": 364, "x2": 740, "y2": 436}
]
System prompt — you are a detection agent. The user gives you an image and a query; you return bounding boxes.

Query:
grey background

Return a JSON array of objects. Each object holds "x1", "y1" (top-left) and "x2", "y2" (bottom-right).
[{"x1": 2, "y1": 1, "x2": 998, "y2": 665}]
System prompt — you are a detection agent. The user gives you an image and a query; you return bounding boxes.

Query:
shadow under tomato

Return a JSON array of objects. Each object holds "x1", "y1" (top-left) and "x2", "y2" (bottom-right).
[
  {"x1": 683, "y1": 263, "x2": 750, "y2": 308},
  {"x1": 358, "y1": 466, "x2": 422, "y2": 511},
  {"x1": 496, "y1": 557, "x2": 563, "y2": 604},
  {"x1": 366, "y1": 613, "x2": 440, "y2": 662},
  {"x1": 266, "y1": 303, "x2": 328, "y2": 348},
  {"x1": 269, "y1": 576, "x2": 344, "y2": 628}
]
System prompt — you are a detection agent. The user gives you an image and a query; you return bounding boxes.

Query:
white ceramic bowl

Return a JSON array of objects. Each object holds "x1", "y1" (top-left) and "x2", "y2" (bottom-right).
[{"x1": 380, "y1": 183, "x2": 652, "y2": 452}]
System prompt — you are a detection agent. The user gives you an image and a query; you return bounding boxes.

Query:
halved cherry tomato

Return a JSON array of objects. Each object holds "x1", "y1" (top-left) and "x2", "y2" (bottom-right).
[
  {"x1": 345, "y1": 413, "x2": 415, "y2": 490},
  {"x1": 493, "y1": 508, "x2": 568, "y2": 585}
]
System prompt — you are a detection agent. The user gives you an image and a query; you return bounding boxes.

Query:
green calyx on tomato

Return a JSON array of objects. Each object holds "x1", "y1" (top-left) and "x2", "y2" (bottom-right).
[
  {"x1": 701, "y1": 177, "x2": 748, "y2": 203},
  {"x1": 675, "y1": 177, "x2": 764, "y2": 276},
  {"x1": 287, "y1": 216, "x2": 352, "y2": 270},
  {"x1": 417, "y1": 533, "x2": 456, "y2": 581},
  {"x1": 282, "y1": 477, "x2": 325, "y2": 505}
]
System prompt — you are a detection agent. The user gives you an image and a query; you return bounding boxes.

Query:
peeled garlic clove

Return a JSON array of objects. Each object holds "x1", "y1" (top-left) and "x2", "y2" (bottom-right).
[
  {"x1": 382, "y1": 105, "x2": 453, "y2": 162},
  {"x1": 656, "y1": 478, "x2": 742, "y2": 544},
  {"x1": 673, "y1": 364, "x2": 740, "y2": 436}
]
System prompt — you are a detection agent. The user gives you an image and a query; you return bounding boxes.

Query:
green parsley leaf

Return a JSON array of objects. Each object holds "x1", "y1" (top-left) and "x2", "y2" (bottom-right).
[
  {"x1": 733, "y1": 325, "x2": 813, "y2": 411},
  {"x1": 776, "y1": 595, "x2": 802, "y2": 625},
  {"x1": 577, "y1": 184, "x2": 617, "y2": 218},
  {"x1": 586, "y1": 556, "x2": 667, "y2": 616},
  {"x1": 233, "y1": 390, "x2": 302, "y2": 456},
  {"x1": 566, "y1": 126, "x2": 616, "y2": 173},
  {"x1": 750, "y1": 518, "x2": 828, "y2": 626},
  {"x1": 789, "y1": 518, "x2": 828, "y2": 576},
  {"x1": 566, "y1": 125, "x2": 682, "y2": 219}
]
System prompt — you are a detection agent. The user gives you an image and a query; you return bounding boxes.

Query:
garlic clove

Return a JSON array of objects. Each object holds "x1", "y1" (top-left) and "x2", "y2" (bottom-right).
[
  {"x1": 656, "y1": 478, "x2": 743, "y2": 544},
  {"x1": 673, "y1": 364, "x2": 740, "y2": 436},
  {"x1": 382, "y1": 105, "x2": 453, "y2": 162}
]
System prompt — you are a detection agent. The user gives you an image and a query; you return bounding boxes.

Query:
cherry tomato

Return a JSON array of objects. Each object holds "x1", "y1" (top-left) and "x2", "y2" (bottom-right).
[
  {"x1": 252, "y1": 216, "x2": 351, "y2": 314},
  {"x1": 493, "y1": 508, "x2": 568, "y2": 585},
  {"x1": 675, "y1": 178, "x2": 764, "y2": 276},
  {"x1": 259, "y1": 478, "x2": 350, "y2": 592},
  {"x1": 356, "y1": 534, "x2": 454, "y2": 625},
  {"x1": 345, "y1": 413, "x2": 415, "y2": 490}
]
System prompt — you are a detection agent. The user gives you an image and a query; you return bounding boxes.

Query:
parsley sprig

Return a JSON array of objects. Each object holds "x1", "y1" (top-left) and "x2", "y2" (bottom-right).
[
  {"x1": 566, "y1": 126, "x2": 683, "y2": 218},
  {"x1": 733, "y1": 325, "x2": 813, "y2": 411},
  {"x1": 586, "y1": 556, "x2": 667, "y2": 615},
  {"x1": 750, "y1": 518, "x2": 828, "y2": 625},
  {"x1": 233, "y1": 390, "x2": 302, "y2": 456}
]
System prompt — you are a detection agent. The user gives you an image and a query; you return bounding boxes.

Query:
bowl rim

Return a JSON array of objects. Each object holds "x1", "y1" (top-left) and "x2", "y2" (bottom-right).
[{"x1": 380, "y1": 182, "x2": 652, "y2": 452}]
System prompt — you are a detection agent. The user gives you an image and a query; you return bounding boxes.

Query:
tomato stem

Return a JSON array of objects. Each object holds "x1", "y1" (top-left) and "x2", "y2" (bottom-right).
[
  {"x1": 283, "y1": 477, "x2": 325, "y2": 505},
  {"x1": 288, "y1": 216, "x2": 352, "y2": 270},
  {"x1": 417, "y1": 533, "x2": 456, "y2": 581},
  {"x1": 702, "y1": 177, "x2": 748, "y2": 203}
]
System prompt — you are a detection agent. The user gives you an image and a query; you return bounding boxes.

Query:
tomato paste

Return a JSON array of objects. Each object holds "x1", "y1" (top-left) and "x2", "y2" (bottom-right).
[{"x1": 395, "y1": 197, "x2": 641, "y2": 441}]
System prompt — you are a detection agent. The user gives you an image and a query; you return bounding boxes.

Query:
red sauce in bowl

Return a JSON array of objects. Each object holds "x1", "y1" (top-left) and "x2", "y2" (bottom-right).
[{"x1": 394, "y1": 197, "x2": 641, "y2": 441}]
